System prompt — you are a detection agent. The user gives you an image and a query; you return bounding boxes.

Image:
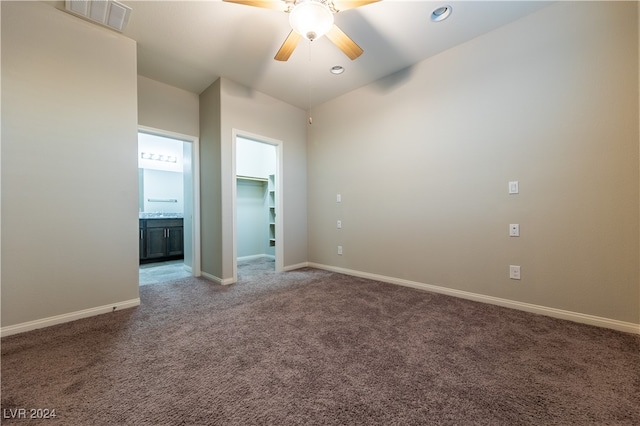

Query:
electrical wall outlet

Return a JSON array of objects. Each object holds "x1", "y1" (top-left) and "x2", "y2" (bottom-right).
[
  {"x1": 509, "y1": 265, "x2": 521, "y2": 280},
  {"x1": 337, "y1": 220, "x2": 342, "y2": 229},
  {"x1": 337, "y1": 246, "x2": 343, "y2": 255},
  {"x1": 509, "y1": 224, "x2": 520, "y2": 237}
]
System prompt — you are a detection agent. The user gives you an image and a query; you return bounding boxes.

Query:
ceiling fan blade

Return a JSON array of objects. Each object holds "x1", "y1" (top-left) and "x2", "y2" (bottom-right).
[
  {"x1": 325, "y1": 24, "x2": 363, "y2": 60},
  {"x1": 222, "y1": 0, "x2": 286, "y2": 11},
  {"x1": 274, "y1": 30, "x2": 302, "y2": 61},
  {"x1": 332, "y1": 0, "x2": 380, "y2": 12}
]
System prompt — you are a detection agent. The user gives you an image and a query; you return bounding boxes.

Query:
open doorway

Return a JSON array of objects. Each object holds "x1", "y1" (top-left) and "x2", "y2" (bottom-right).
[
  {"x1": 232, "y1": 130, "x2": 283, "y2": 281},
  {"x1": 138, "y1": 128, "x2": 200, "y2": 285}
]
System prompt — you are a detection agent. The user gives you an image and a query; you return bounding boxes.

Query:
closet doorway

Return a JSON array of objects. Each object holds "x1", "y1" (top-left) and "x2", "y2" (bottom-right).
[{"x1": 233, "y1": 131, "x2": 283, "y2": 280}]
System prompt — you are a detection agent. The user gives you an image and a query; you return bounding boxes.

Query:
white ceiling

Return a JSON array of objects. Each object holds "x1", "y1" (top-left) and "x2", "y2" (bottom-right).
[{"x1": 53, "y1": 0, "x2": 551, "y2": 109}]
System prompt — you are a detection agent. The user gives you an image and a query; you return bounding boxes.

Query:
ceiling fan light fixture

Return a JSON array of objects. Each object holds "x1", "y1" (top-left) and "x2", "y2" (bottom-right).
[{"x1": 289, "y1": 0, "x2": 335, "y2": 41}]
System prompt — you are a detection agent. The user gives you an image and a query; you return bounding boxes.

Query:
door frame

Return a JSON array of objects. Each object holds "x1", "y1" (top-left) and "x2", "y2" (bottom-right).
[
  {"x1": 138, "y1": 125, "x2": 201, "y2": 277},
  {"x1": 232, "y1": 129, "x2": 284, "y2": 281}
]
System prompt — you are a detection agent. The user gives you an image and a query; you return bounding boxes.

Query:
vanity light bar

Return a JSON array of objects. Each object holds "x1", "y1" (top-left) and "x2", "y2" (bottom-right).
[{"x1": 140, "y1": 152, "x2": 177, "y2": 163}]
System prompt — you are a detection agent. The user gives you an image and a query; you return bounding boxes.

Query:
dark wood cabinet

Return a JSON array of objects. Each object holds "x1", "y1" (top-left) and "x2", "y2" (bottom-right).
[
  {"x1": 167, "y1": 225, "x2": 184, "y2": 256},
  {"x1": 145, "y1": 226, "x2": 168, "y2": 259},
  {"x1": 139, "y1": 218, "x2": 184, "y2": 263}
]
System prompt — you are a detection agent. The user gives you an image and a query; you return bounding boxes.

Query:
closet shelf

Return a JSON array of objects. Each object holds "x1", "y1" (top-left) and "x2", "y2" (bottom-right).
[
  {"x1": 236, "y1": 175, "x2": 268, "y2": 182},
  {"x1": 268, "y1": 174, "x2": 276, "y2": 248}
]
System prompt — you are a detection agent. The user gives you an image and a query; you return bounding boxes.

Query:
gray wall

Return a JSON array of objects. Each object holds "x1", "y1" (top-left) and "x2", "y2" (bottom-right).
[
  {"x1": 1, "y1": 2, "x2": 139, "y2": 327},
  {"x1": 199, "y1": 79, "x2": 224, "y2": 279},
  {"x1": 308, "y1": 1, "x2": 639, "y2": 324},
  {"x1": 138, "y1": 75, "x2": 199, "y2": 138}
]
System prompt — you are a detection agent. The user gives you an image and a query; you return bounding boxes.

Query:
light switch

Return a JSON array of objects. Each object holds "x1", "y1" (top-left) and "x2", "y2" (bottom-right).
[
  {"x1": 509, "y1": 224, "x2": 520, "y2": 237},
  {"x1": 509, "y1": 181, "x2": 519, "y2": 194},
  {"x1": 337, "y1": 220, "x2": 342, "y2": 229},
  {"x1": 336, "y1": 194, "x2": 342, "y2": 203}
]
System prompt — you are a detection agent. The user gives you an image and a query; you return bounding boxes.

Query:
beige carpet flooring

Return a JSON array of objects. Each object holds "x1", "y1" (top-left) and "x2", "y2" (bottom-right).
[{"x1": 2, "y1": 258, "x2": 638, "y2": 425}]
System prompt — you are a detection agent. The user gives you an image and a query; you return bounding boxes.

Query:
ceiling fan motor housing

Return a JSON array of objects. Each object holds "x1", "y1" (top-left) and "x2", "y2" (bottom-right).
[{"x1": 289, "y1": 0, "x2": 335, "y2": 41}]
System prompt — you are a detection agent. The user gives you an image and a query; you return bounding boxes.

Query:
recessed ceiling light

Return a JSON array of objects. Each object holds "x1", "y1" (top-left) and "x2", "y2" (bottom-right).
[
  {"x1": 431, "y1": 5, "x2": 452, "y2": 22},
  {"x1": 330, "y1": 65, "x2": 345, "y2": 75}
]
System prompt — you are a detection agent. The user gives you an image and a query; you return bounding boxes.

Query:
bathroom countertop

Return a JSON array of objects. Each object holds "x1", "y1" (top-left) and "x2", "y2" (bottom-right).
[{"x1": 139, "y1": 213, "x2": 183, "y2": 219}]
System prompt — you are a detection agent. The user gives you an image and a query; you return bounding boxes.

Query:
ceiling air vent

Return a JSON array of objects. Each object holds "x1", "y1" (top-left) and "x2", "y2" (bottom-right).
[{"x1": 64, "y1": 0, "x2": 131, "y2": 32}]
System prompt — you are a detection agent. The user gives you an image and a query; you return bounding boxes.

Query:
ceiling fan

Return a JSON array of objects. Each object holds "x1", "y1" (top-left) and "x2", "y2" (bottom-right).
[{"x1": 223, "y1": 0, "x2": 379, "y2": 61}]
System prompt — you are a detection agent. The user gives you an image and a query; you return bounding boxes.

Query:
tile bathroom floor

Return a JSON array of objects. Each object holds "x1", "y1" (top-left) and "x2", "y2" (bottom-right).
[{"x1": 139, "y1": 260, "x2": 191, "y2": 286}]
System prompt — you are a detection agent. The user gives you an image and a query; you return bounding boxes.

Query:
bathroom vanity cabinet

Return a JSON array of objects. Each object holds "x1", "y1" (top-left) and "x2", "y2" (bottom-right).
[{"x1": 139, "y1": 218, "x2": 183, "y2": 262}]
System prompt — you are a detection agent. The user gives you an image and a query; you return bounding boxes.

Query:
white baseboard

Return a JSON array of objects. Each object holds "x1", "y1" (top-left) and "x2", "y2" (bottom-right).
[
  {"x1": 0, "y1": 298, "x2": 141, "y2": 338},
  {"x1": 200, "y1": 271, "x2": 234, "y2": 286},
  {"x1": 283, "y1": 262, "x2": 309, "y2": 271},
  {"x1": 308, "y1": 263, "x2": 640, "y2": 335}
]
